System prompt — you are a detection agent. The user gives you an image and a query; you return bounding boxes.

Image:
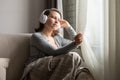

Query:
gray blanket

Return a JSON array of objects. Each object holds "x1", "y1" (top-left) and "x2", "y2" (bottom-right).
[{"x1": 21, "y1": 52, "x2": 95, "y2": 80}]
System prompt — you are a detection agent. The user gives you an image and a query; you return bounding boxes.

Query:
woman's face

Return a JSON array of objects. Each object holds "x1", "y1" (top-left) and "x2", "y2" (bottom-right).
[{"x1": 45, "y1": 11, "x2": 61, "y2": 31}]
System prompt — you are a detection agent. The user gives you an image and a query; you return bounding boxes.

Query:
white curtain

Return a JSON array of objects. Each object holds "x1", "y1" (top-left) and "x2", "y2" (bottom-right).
[{"x1": 76, "y1": 0, "x2": 104, "y2": 80}]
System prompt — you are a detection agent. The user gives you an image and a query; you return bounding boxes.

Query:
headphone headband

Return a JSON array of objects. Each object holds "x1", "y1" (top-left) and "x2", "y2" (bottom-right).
[
  {"x1": 39, "y1": 9, "x2": 50, "y2": 24},
  {"x1": 39, "y1": 8, "x2": 62, "y2": 24}
]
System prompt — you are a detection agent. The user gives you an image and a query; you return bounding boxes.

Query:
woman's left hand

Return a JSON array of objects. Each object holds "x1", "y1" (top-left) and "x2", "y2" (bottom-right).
[{"x1": 60, "y1": 19, "x2": 71, "y2": 29}]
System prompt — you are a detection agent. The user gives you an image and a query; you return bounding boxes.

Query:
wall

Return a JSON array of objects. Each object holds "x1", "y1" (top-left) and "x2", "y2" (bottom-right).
[{"x1": 0, "y1": 0, "x2": 47, "y2": 34}]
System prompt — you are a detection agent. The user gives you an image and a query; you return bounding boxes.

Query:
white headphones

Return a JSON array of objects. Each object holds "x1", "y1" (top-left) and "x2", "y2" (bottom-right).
[
  {"x1": 39, "y1": 9, "x2": 50, "y2": 24},
  {"x1": 39, "y1": 8, "x2": 62, "y2": 24}
]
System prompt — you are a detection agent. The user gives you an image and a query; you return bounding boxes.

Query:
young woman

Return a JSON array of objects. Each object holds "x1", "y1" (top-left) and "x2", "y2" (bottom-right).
[{"x1": 21, "y1": 8, "x2": 94, "y2": 80}]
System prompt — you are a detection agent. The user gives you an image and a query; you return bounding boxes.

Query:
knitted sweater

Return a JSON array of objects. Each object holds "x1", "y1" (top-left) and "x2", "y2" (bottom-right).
[{"x1": 28, "y1": 26, "x2": 77, "y2": 64}]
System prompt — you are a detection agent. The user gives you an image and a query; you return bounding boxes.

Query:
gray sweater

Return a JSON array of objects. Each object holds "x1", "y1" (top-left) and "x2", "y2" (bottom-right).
[{"x1": 28, "y1": 26, "x2": 77, "y2": 64}]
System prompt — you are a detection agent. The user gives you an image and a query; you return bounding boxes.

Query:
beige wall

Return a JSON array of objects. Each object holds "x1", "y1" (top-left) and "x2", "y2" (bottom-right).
[{"x1": 0, "y1": 0, "x2": 46, "y2": 34}]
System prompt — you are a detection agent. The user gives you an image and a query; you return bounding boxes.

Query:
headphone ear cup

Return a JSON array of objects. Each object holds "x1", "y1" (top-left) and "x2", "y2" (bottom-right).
[{"x1": 39, "y1": 14, "x2": 48, "y2": 24}]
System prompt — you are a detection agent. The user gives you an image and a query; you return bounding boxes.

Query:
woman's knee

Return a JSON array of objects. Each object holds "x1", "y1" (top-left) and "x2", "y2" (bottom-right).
[
  {"x1": 50, "y1": 52, "x2": 82, "y2": 69},
  {"x1": 68, "y1": 52, "x2": 81, "y2": 60},
  {"x1": 66, "y1": 52, "x2": 82, "y2": 65}
]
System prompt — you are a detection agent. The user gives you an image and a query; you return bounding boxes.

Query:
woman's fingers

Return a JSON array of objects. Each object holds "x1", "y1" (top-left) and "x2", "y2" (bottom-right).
[
  {"x1": 59, "y1": 19, "x2": 70, "y2": 28},
  {"x1": 74, "y1": 33, "x2": 83, "y2": 45}
]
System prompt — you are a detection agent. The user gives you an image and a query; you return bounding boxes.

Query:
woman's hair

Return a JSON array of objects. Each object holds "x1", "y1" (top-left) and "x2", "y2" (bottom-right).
[{"x1": 35, "y1": 8, "x2": 62, "y2": 36}]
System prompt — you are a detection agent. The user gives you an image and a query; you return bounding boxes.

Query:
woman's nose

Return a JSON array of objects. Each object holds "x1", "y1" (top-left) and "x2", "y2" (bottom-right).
[{"x1": 55, "y1": 19, "x2": 59, "y2": 23}]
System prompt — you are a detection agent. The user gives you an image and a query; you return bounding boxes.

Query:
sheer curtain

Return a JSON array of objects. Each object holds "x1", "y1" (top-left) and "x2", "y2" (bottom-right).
[
  {"x1": 62, "y1": 0, "x2": 104, "y2": 79},
  {"x1": 76, "y1": 0, "x2": 104, "y2": 80}
]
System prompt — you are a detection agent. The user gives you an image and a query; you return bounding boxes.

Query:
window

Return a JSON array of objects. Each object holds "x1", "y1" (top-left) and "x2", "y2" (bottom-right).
[{"x1": 63, "y1": 0, "x2": 104, "y2": 80}]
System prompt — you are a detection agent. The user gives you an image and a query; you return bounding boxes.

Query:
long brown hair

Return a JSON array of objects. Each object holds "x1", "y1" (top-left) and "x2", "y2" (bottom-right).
[{"x1": 35, "y1": 8, "x2": 62, "y2": 36}]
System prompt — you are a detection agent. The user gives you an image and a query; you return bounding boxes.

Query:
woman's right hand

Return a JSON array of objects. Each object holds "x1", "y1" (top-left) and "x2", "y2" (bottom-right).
[{"x1": 74, "y1": 33, "x2": 83, "y2": 45}]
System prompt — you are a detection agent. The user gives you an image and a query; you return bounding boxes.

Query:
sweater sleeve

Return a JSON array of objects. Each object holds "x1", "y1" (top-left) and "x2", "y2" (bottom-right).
[
  {"x1": 65, "y1": 26, "x2": 77, "y2": 40},
  {"x1": 31, "y1": 33, "x2": 77, "y2": 56}
]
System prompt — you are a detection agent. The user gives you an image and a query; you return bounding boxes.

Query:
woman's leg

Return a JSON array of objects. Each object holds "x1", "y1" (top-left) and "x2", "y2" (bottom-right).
[
  {"x1": 49, "y1": 52, "x2": 82, "y2": 80},
  {"x1": 28, "y1": 52, "x2": 83, "y2": 80},
  {"x1": 29, "y1": 56, "x2": 54, "y2": 80}
]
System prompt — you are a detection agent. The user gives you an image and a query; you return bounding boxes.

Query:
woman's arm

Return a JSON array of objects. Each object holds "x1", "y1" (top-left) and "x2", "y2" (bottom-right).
[
  {"x1": 60, "y1": 19, "x2": 77, "y2": 40},
  {"x1": 65, "y1": 26, "x2": 77, "y2": 40},
  {"x1": 60, "y1": 19, "x2": 83, "y2": 46},
  {"x1": 31, "y1": 33, "x2": 77, "y2": 56}
]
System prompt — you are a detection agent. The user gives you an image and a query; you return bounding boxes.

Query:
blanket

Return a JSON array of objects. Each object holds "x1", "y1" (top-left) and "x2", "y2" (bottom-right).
[{"x1": 21, "y1": 52, "x2": 95, "y2": 80}]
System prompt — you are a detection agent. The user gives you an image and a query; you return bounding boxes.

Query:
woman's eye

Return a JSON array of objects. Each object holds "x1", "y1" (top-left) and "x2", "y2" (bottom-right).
[
  {"x1": 50, "y1": 16, "x2": 55, "y2": 18},
  {"x1": 50, "y1": 16, "x2": 60, "y2": 21},
  {"x1": 52, "y1": 17, "x2": 56, "y2": 19}
]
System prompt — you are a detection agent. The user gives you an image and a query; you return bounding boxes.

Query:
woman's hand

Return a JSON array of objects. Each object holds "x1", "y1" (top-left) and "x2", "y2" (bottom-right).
[
  {"x1": 60, "y1": 19, "x2": 71, "y2": 29},
  {"x1": 74, "y1": 33, "x2": 83, "y2": 45}
]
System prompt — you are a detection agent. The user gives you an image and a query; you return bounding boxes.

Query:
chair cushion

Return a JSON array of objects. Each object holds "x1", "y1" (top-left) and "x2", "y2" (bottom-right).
[{"x1": 0, "y1": 58, "x2": 9, "y2": 80}]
